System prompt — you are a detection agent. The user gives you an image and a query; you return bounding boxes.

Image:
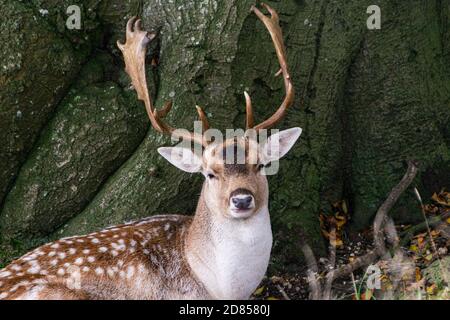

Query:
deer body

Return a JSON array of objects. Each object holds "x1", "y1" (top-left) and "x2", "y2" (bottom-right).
[
  {"x1": 0, "y1": 184, "x2": 272, "y2": 300},
  {"x1": 0, "y1": 4, "x2": 302, "y2": 300}
]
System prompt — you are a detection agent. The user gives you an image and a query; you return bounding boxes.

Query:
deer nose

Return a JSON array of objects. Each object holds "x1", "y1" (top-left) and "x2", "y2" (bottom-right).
[{"x1": 231, "y1": 195, "x2": 254, "y2": 210}]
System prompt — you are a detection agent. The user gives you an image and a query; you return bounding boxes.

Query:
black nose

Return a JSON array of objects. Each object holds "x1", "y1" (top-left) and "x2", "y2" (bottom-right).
[{"x1": 232, "y1": 196, "x2": 253, "y2": 210}]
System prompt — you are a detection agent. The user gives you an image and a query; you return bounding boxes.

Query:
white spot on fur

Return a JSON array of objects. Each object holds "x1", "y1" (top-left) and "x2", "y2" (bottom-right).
[
  {"x1": 27, "y1": 265, "x2": 41, "y2": 274},
  {"x1": 10, "y1": 264, "x2": 22, "y2": 271},
  {"x1": 95, "y1": 267, "x2": 104, "y2": 275},
  {"x1": 126, "y1": 266, "x2": 135, "y2": 279},
  {"x1": 107, "y1": 268, "x2": 115, "y2": 277},
  {"x1": 87, "y1": 256, "x2": 95, "y2": 263},
  {"x1": 74, "y1": 258, "x2": 83, "y2": 265},
  {"x1": 99, "y1": 247, "x2": 108, "y2": 253}
]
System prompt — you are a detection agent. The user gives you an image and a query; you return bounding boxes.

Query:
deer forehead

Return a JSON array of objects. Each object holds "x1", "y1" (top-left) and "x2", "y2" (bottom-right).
[{"x1": 203, "y1": 138, "x2": 260, "y2": 168}]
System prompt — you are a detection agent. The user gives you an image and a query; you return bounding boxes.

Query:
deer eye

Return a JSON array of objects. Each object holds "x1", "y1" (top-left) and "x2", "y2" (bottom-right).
[
  {"x1": 257, "y1": 163, "x2": 271, "y2": 171},
  {"x1": 207, "y1": 173, "x2": 217, "y2": 179}
]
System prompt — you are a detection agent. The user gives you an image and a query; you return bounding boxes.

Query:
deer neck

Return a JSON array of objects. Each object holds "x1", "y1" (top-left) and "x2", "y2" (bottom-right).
[{"x1": 185, "y1": 185, "x2": 273, "y2": 300}]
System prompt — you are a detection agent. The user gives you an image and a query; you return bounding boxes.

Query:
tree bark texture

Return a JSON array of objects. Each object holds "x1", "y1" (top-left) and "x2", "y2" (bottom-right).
[{"x1": 0, "y1": 0, "x2": 449, "y2": 271}]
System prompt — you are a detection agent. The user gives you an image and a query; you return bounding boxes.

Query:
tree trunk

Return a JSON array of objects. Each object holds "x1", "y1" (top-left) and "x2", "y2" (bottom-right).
[{"x1": 0, "y1": 0, "x2": 449, "y2": 272}]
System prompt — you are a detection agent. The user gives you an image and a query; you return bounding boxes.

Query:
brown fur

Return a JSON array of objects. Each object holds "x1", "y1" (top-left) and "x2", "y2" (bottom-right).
[{"x1": 0, "y1": 137, "x2": 268, "y2": 300}]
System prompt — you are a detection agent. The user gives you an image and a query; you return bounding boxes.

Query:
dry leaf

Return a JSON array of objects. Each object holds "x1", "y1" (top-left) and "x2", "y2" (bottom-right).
[
  {"x1": 253, "y1": 286, "x2": 265, "y2": 296},
  {"x1": 415, "y1": 267, "x2": 422, "y2": 282},
  {"x1": 426, "y1": 284, "x2": 436, "y2": 295},
  {"x1": 424, "y1": 254, "x2": 433, "y2": 261}
]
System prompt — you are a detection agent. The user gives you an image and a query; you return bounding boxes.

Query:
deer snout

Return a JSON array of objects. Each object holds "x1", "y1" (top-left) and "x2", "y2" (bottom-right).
[
  {"x1": 231, "y1": 196, "x2": 253, "y2": 209},
  {"x1": 229, "y1": 189, "x2": 255, "y2": 214}
]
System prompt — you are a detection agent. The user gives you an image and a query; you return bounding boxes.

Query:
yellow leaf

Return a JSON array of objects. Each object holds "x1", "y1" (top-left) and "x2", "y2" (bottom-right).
[
  {"x1": 424, "y1": 254, "x2": 433, "y2": 261},
  {"x1": 330, "y1": 238, "x2": 343, "y2": 247},
  {"x1": 430, "y1": 230, "x2": 440, "y2": 237},
  {"x1": 267, "y1": 296, "x2": 279, "y2": 300},
  {"x1": 342, "y1": 201, "x2": 348, "y2": 214},
  {"x1": 415, "y1": 268, "x2": 422, "y2": 282},
  {"x1": 253, "y1": 286, "x2": 265, "y2": 296},
  {"x1": 409, "y1": 244, "x2": 418, "y2": 252},
  {"x1": 446, "y1": 217, "x2": 450, "y2": 224},
  {"x1": 336, "y1": 217, "x2": 346, "y2": 228},
  {"x1": 426, "y1": 284, "x2": 436, "y2": 295},
  {"x1": 417, "y1": 237, "x2": 424, "y2": 247}
]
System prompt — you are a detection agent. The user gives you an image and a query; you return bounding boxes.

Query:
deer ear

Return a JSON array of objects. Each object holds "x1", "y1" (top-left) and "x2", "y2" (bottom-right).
[
  {"x1": 158, "y1": 147, "x2": 202, "y2": 173},
  {"x1": 261, "y1": 127, "x2": 302, "y2": 163}
]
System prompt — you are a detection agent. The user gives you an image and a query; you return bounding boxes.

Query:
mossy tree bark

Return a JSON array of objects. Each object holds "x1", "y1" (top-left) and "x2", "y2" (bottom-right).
[{"x1": 0, "y1": 0, "x2": 449, "y2": 272}]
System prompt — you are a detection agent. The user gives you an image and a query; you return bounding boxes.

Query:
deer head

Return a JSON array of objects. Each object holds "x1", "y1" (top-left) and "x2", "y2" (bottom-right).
[{"x1": 117, "y1": 3, "x2": 301, "y2": 220}]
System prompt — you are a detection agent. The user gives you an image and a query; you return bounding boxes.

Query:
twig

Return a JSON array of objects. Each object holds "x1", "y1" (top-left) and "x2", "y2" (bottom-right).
[
  {"x1": 399, "y1": 211, "x2": 450, "y2": 247},
  {"x1": 276, "y1": 284, "x2": 291, "y2": 300},
  {"x1": 327, "y1": 161, "x2": 419, "y2": 283},
  {"x1": 373, "y1": 161, "x2": 419, "y2": 256},
  {"x1": 301, "y1": 244, "x2": 321, "y2": 299}
]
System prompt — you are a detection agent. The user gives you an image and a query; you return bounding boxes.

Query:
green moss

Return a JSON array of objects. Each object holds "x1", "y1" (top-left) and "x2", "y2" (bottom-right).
[
  {"x1": 0, "y1": 0, "x2": 88, "y2": 206},
  {"x1": 0, "y1": 75, "x2": 148, "y2": 243}
]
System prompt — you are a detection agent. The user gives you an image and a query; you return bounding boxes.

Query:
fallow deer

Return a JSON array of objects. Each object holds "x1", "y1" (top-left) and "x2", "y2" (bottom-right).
[{"x1": 0, "y1": 4, "x2": 301, "y2": 300}]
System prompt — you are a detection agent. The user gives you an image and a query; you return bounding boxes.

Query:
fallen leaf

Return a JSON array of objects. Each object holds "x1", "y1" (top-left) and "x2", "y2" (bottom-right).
[
  {"x1": 430, "y1": 230, "x2": 440, "y2": 237},
  {"x1": 253, "y1": 286, "x2": 265, "y2": 296},
  {"x1": 330, "y1": 238, "x2": 343, "y2": 247},
  {"x1": 415, "y1": 267, "x2": 422, "y2": 282},
  {"x1": 426, "y1": 284, "x2": 436, "y2": 295},
  {"x1": 432, "y1": 190, "x2": 450, "y2": 207}
]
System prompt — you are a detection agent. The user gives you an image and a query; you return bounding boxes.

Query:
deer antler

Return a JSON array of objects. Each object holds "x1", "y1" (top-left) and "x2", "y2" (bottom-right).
[
  {"x1": 247, "y1": 3, "x2": 295, "y2": 131},
  {"x1": 117, "y1": 17, "x2": 208, "y2": 146}
]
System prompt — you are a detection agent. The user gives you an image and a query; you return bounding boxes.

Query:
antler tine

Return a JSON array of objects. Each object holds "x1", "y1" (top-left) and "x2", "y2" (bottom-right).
[
  {"x1": 248, "y1": 3, "x2": 295, "y2": 131},
  {"x1": 153, "y1": 101, "x2": 172, "y2": 119},
  {"x1": 117, "y1": 17, "x2": 208, "y2": 146},
  {"x1": 195, "y1": 106, "x2": 210, "y2": 132},
  {"x1": 244, "y1": 91, "x2": 254, "y2": 129}
]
